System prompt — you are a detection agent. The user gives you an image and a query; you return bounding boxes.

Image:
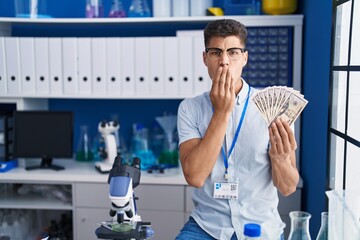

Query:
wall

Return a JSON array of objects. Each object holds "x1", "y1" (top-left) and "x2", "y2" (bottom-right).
[{"x1": 300, "y1": 0, "x2": 332, "y2": 237}]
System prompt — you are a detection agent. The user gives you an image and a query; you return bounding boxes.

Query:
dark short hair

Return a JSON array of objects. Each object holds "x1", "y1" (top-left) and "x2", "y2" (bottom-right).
[{"x1": 204, "y1": 19, "x2": 248, "y2": 47}]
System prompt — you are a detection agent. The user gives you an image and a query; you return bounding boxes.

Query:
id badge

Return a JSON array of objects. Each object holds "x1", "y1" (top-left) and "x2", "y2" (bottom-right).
[{"x1": 213, "y1": 180, "x2": 239, "y2": 199}]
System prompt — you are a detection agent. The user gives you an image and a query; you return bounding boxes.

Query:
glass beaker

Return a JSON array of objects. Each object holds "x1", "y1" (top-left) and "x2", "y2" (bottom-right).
[
  {"x1": 76, "y1": 125, "x2": 94, "y2": 161},
  {"x1": 316, "y1": 212, "x2": 328, "y2": 240},
  {"x1": 288, "y1": 211, "x2": 311, "y2": 240}
]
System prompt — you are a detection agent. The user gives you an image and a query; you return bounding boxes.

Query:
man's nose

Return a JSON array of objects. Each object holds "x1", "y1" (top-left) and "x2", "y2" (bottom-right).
[{"x1": 219, "y1": 52, "x2": 230, "y2": 66}]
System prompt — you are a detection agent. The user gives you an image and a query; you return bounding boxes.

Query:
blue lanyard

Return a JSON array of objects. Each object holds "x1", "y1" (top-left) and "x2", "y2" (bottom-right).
[{"x1": 220, "y1": 86, "x2": 251, "y2": 178}]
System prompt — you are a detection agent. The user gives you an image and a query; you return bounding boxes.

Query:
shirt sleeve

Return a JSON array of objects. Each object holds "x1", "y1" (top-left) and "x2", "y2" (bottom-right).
[{"x1": 177, "y1": 98, "x2": 202, "y2": 146}]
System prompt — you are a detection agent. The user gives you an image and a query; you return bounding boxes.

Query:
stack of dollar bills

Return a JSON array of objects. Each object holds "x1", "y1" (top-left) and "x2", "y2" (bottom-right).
[{"x1": 251, "y1": 86, "x2": 308, "y2": 126}]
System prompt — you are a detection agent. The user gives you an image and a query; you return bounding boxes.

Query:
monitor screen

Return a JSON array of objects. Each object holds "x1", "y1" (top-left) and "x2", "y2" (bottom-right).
[{"x1": 13, "y1": 111, "x2": 73, "y2": 171}]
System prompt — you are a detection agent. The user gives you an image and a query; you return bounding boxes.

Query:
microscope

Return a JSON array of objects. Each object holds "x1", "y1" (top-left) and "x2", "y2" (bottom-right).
[
  {"x1": 95, "y1": 120, "x2": 120, "y2": 173},
  {"x1": 95, "y1": 156, "x2": 153, "y2": 240}
]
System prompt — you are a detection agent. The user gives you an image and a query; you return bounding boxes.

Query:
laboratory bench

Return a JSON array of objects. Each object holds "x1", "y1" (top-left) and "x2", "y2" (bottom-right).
[{"x1": 0, "y1": 159, "x2": 302, "y2": 240}]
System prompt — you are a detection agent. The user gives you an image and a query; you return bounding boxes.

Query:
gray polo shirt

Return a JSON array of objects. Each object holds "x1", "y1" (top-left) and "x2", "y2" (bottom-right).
[{"x1": 177, "y1": 81, "x2": 285, "y2": 239}]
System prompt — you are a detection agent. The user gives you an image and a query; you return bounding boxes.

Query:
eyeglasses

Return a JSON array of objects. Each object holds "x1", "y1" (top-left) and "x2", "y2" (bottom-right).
[{"x1": 205, "y1": 47, "x2": 247, "y2": 61}]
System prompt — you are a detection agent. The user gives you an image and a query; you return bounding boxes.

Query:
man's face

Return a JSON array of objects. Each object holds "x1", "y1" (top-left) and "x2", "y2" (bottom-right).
[{"x1": 203, "y1": 36, "x2": 248, "y2": 83}]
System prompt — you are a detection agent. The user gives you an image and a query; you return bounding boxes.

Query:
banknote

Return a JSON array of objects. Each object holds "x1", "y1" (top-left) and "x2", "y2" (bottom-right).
[{"x1": 251, "y1": 86, "x2": 308, "y2": 126}]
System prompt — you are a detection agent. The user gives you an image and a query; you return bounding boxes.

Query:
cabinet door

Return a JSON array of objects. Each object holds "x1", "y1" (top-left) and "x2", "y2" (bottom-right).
[
  {"x1": 75, "y1": 207, "x2": 109, "y2": 240},
  {"x1": 75, "y1": 182, "x2": 109, "y2": 208},
  {"x1": 140, "y1": 209, "x2": 185, "y2": 240}
]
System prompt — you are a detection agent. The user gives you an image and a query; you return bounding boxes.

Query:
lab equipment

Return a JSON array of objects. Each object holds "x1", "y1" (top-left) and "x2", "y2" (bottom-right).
[
  {"x1": 262, "y1": 0, "x2": 297, "y2": 15},
  {"x1": 76, "y1": 125, "x2": 94, "y2": 162},
  {"x1": 288, "y1": 211, "x2": 311, "y2": 240},
  {"x1": 326, "y1": 190, "x2": 360, "y2": 240},
  {"x1": 243, "y1": 223, "x2": 261, "y2": 239},
  {"x1": 13, "y1": 111, "x2": 73, "y2": 171},
  {"x1": 86, "y1": 0, "x2": 104, "y2": 18},
  {"x1": 95, "y1": 120, "x2": 120, "y2": 173},
  {"x1": 128, "y1": 0, "x2": 151, "y2": 17},
  {"x1": 130, "y1": 123, "x2": 156, "y2": 170},
  {"x1": 109, "y1": 0, "x2": 127, "y2": 17},
  {"x1": 95, "y1": 155, "x2": 154, "y2": 239},
  {"x1": 315, "y1": 212, "x2": 328, "y2": 240},
  {"x1": 15, "y1": 0, "x2": 50, "y2": 18},
  {"x1": 155, "y1": 114, "x2": 179, "y2": 167}
]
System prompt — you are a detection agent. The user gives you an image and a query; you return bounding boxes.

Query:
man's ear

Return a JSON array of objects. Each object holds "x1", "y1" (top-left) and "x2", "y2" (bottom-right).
[{"x1": 203, "y1": 51, "x2": 207, "y2": 66}]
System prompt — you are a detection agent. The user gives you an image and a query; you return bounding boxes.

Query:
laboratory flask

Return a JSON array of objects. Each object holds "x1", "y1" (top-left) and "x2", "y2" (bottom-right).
[
  {"x1": 128, "y1": 0, "x2": 151, "y2": 17},
  {"x1": 288, "y1": 211, "x2": 311, "y2": 240},
  {"x1": 76, "y1": 125, "x2": 94, "y2": 161},
  {"x1": 315, "y1": 212, "x2": 328, "y2": 240}
]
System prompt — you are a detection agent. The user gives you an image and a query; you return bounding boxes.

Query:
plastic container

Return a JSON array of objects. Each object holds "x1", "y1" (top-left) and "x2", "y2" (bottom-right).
[
  {"x1": 326, "y1": 190, "x2": 360, "y2": 240},
  {"x1": 262, "y1": 0, "x2": 297, "y2": 15},
  {"x1": 14, "y1": 0, "x2": 50, "y2": 18},
  {"x1": 244, "y1": 223, "x2": 261, "y2": 239},
  {"x1": 221, "y1": 0, "x2": 261, "y2": 15}
]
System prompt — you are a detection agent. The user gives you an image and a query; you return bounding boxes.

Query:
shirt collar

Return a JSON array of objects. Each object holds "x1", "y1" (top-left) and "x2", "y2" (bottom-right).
[{"x1": 236, "y1": 79, "x2": 250, "y2": 105}]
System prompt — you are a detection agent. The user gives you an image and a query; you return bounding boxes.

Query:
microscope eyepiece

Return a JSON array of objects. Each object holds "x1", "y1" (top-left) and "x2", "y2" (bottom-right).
[{"x1": 131, "y1": 157, "x2": 141, "y2": 169}]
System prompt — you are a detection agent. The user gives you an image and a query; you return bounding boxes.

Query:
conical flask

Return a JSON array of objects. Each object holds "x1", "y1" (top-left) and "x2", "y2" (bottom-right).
[
  {"x1": 128, "y1": 0, "x2": 151, "y2": 17},
  {"x1": 288, "y1": 211, "x2": 312, "y2": 240},
  {"x1": 109, "y1": 0, "x2": 126, "y2": 17},
  {"x1": 315, "y1": 212, "x2": 328, "y2": 240}
]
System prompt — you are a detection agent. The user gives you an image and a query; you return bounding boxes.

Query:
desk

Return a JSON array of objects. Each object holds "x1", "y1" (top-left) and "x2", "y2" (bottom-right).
[{"x1": 0, "y1": 159, "x2": 301, "y2": 239}]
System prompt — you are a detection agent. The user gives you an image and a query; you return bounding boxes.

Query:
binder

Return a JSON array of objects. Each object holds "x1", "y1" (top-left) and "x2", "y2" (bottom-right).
[
  {"x1": 193, "y1": 36, "x2": 210, "y2": 95},
  {"x1": 34, "y1": 38, "x2": 50, "y2": 95},
  {"x1": 120, "y1": 38, "x2": 135, "y2": 96},
  {"x1": 4, "y1": 37, "x2": 21, "y2": 95},
  {"x1": 149, "y1": 37, "x2": 164, "y2": 96},
  {"x1": 0, "y1": 37, "x2": 7, "y2": 95},
  {"x1": 62, "y1": 37, "x2": 78, "y2": 95},
  {"x1": 163, "y1": 37, "x2": 178, "y2": 96},
  {"x1": 19, "y1": 38, "x2": 36, "y2": 95},
  {"x1": 178, "y1": 36, "x2": 193, "y2": 97},
  {"x1": 106, "y1": 38, "x2": 121, "y2": 96},
  {"x1": 48, "y1": 38, "x2": 63, "y2": 95},
  {"x1": 77, "y1": 38, "x2": 92, "y2": 95},
  {"x1": 135, "y1": 37, "x2": 150, "y2": 96},
  {"x1": 91, "y1": 38, "x2": 107, "y2": 96}
]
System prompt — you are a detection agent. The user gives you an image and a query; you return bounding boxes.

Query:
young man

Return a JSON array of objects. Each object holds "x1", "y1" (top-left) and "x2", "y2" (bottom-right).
[{"x1": 176, "y1": 19, "x2": 299, "y2": 240}]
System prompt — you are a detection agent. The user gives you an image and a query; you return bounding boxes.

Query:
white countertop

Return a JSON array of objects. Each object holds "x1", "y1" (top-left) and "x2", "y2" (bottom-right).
[{"x1": 0, "y1": 159, "x2": 188, "y2": 185}]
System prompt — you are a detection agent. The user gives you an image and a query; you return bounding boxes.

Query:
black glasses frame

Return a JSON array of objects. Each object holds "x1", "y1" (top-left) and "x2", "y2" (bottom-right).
[{"x1": 205, "y1": 47, "x2": 247, "y2": 54}]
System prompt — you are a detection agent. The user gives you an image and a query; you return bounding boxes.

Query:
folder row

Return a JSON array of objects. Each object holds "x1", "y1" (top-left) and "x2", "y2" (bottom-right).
[{"x1": 0, "y1": 36, "x2": 210, "y2": 98}]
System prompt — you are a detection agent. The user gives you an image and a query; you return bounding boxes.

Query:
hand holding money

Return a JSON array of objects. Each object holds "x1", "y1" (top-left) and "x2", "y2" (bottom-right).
[{"x1": 251, "y1": 86, "x2": 308, "y2": 126}]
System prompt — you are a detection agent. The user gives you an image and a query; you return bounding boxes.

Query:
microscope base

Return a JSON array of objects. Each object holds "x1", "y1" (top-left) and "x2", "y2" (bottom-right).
[{"x1": 95, "y1": 221, "x2": 152, "y2": 240}]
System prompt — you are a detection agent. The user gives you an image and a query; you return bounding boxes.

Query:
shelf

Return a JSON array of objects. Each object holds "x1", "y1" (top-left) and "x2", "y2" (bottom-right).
[
  {"x1": 0, "y1": 15, "x2": 303, "y2": 26},
  {"x1": 0, "y1": 193, "x2": 72, "y2": 210}
]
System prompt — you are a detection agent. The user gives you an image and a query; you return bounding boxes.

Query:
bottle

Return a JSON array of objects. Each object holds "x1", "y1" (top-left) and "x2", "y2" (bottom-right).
[
  {"x1": 243, "y1": 223, "x2": 261, "y2": 239},
  {"x1": 76, "y1": 125, "x2": 94, "y2": 161},
  {"x1": 288, "y1": 211, "x2": 311, "y2": 240},
  {"x1": 109, "y1": 0, "x2": 126, "y2": 18},
  {"x1": 316, "y1": 212, "x2": 328, "y2": 240},
  {"x1": 128, "y1": 0, "x2": 151, "y2": 17},
  {"x1": 150, "y1": 121, "x2": 165, "y2": 161},
  {"x1": 86, "y1": 0, "x2": 104, "y2": 18}
]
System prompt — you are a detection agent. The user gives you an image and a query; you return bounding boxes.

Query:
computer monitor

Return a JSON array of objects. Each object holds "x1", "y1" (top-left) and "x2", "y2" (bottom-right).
[{"x1": 13, "y1": 110, "x2": 73, "y2": 171}]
